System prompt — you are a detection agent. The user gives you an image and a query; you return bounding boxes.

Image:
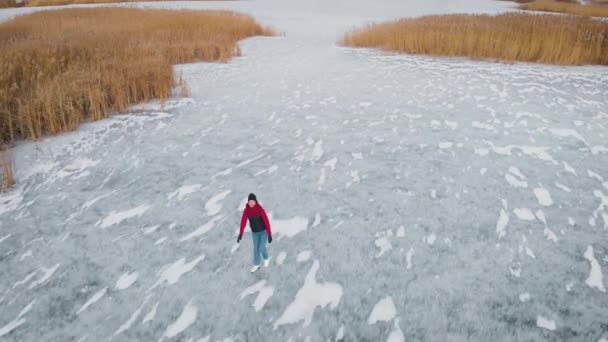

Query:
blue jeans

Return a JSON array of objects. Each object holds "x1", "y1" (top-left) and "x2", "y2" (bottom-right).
[{"x1": 252, "y1": 230, "x2": 269, "y2": 266}]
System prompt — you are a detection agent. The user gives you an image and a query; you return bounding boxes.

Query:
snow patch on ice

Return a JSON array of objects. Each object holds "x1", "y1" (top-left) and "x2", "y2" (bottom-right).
[
  {"x1": 271, "y1": 215, "x2": 309, "y2": 239},
  {"x1": 168, "y1": 184, "x2": 202, "y2": 201},
  {"x1": 149, "y1": 255, "x2": 205, "y2": 291},
  {"x1": 368, "y1": 296, "x2": 397, "y2": 324},
  {"x1": 387, "y1": 319, "x2": 405, "y2": 342},
  {"x1": 496, "y1": 209, "x2": 509, "y2": 239},
  {"x1": 536, "y1": 316, "x2": 556, "y2": 331},
  {"x1": 514, "y1": 208, "x2": 535, "y2": 221},
  {"x1": 205, "y1": 190, "x2": 231, "y2": 216},
  {"x1": 77, "y1": 287, "x2": 107, "y2": 315},
  {"x1": 584, "y1": 246, "x2": 605, "y2": 292},
  {"x1": 274, "y1": 260, "x2": 342, "y2": 329},
  {"x1": 162, "y1": 300, "x2": 197, "y2": 339},
  {"x1": 115, "y1": 272, "x2": 138, "y2": 290},
  {"x1": 239, "y1": 280, "x2": 274, "y2": 312},
  {"x1": 0, "y1": 300, "x2": 35, "y2": 338},
  {"x1": 375, "y1": 237, "x2": 392, "y2": 258},
  {"x1": 180, "y1": 215, "x2": 225, "y2": 242},
  {"x1": 297, "y1": 250, "x2": 312, "y2": 263},
  {"x1": 276, "y1": 251, "x2": 287, "y2": 265},
  {"x1": 98, "y1": 205, "x2": 150, "y2": 229},
  {"x1": 533, "y1": 187, "x2": 553, "y2": 206}
]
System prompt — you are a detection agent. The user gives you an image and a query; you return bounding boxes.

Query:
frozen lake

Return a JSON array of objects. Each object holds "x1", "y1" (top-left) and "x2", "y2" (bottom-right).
[{"x1": 1, "y1": 0, "x2": 608, "y2": 341}]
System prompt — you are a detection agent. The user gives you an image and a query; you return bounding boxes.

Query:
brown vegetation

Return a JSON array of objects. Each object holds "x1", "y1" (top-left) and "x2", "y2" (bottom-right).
[
  {"x1": 0, "y1": 148, "x2": 14, "y2": 190},
  {"x1": 0, "y1": 8, "x2": 274, "y2": 144},
  {"x1": 517, "y1": 0, "x2": 608, "y2": 17},
  {"x1": 341, "y1": 13, "x2": 608, "y2": 65}
]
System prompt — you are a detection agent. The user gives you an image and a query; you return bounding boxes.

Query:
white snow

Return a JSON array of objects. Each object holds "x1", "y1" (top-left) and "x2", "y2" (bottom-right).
[
  {"x1": 149, "y1": 255, "x2": 205, "y2": 290},
  {"x1": 162, "y1": 300, "x2": 197, "y2": 339},
  {"x1": 112, "y1": 296, "x2": 150, "y2": 338},
  {"x1": 387, "y1": 319, "x2": 405, "y2": 342},
  {"x1": 584, "y1": 246, "x2": 605, "y2": 292},
  {"x1": 496, "y1": 209, "x2": 509, "y2": 238},
  {"x1": 438, "y1": 142, "x2": 453, "y2": 149},
  {"x1": 77, "y1": 287, "x2": 108, "y2": 315},
  {"x1": 168, "y1": 184, "x2": 202, "y2": 201},
  {"x1": 519, "y1": 293, "x2": 531, "y2": 302},
  {"x1": 115, "y1": 271, "x2": 138, "y2": 290},
  {"x1": 98, "y1": 205, "x2": 150, "y2": 229},
  {"x1": 426, "y1": 234, "x2": 436, "y2": 245},
  {"x1": 274, "y1": 260, "x2": 342, "y2": 328},
  {"x1": 396, "y1": 226, "x2": 405, "y2": 237},
  {"x1": 180, "y1": 215, "x2": 225, "y2": 241},
  {"x1": 239, "y1": 280, "x2": 275, "y2": 312},
  {"x1": 270, "y1": 215, "x2": 309, "y2": 239},
  {"x1": 406, "y1": 248, "x2": 414, "y2": 270},
  {"x1": 533, "y1": 187, "x2": 553, "y2": 206},
  {"x1": 312, "y1": 140, "x2": 324, "y2": 161},
  {"x1": 335, "y1": 325, "x2": 345, "y2": 341},
  {"x1": 513, "y1": 208, "x2": 536, "y2": 221},
  {"x1": 0, "y1": 300, "x2": 35, "y2": 338},
  {"x1": 0, "y1": 233, "x2": 12, "y2": 244},
  {"x1": 368, "y1": 296, "x2": 397, "y2": 324},
  {"x1": 28, "y1": 263, "x2": 60, "y2": 289},
  {"x1": 505, "y1": 167, "x2": 528, "y2": 188},
  {"x1": 297, "y1": 250, "x2": 312, "y2": 263},
  {"x1": 375, "y1": 237, "x2": 392, "y2": 258},
  {"x1": 205, "y1": 190, "x2": 231, "y2": 216},
  {"x1": 142, "y1": 302, "x2": 159, "y2": 324},
  {"x1": 142, "y1": 224, "x2": 161, "y2": 235},
  {"x1": 276, "y1": 251, "x2": 287, "y2": 265},
  {"x1": 536, "y1": 316, "x2": 556, "y2": 331}
]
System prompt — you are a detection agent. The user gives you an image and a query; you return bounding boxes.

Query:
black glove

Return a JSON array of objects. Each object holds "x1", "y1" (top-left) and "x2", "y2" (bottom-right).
[
  {"x1": 268, "y1": 235, "x2": 272, "y2": 244},
  {"x1": 237, "y1": 235, "x2": 242, "y2": 243}
]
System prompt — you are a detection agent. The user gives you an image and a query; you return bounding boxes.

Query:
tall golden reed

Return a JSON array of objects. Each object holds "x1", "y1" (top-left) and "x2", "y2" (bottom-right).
[
  {"x1": 341, "y1": 13, "x2": 608, "y2": 65},
  {"x1": 518, "y1": 0, "x2": 608, "y2": 17},
  {"x1": 0, "y1": 8, "x2": 274, "y2": 144}
]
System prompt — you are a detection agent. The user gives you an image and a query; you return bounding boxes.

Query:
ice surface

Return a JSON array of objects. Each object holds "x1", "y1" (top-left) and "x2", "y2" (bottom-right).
[{"x1": 1, "y1": 0, "x2": 607, "y2": 339}]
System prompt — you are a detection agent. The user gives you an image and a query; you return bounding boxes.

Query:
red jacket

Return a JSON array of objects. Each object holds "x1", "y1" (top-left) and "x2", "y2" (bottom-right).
[{"x1": 239, "y1": 203, "x2": 272, "y2": 237}]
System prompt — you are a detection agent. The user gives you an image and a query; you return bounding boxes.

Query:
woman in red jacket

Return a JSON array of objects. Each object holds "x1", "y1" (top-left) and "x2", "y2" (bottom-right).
[{"x1": 237, "y1": 193, "x2": 272, "y2": 273}]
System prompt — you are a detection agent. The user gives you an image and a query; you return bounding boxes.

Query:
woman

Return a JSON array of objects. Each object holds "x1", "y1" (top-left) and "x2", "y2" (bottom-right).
[{"x1": 237, "y1": 193, "x2": 272, "y2": 273}]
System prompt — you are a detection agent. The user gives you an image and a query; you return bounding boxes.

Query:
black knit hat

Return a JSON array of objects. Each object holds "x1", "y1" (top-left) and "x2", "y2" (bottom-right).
[{"x1": 248, "y1": 193, "x2": 257, "y2": 202}]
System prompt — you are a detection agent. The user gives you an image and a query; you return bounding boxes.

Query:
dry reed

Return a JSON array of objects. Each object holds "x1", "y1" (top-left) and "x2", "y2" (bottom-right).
[
  {"x1": 518, "y1": 0, "x2": 608, "y2": 18},
  {"x1": 0, "y1": 8, "x2": 274, "y2": 144},
  {"x1": 341, "y1": 13, "x2": 608, "y2": 65},
  {"x1": 0, "y1": 148, "x2": 14, "y2": 190}
]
